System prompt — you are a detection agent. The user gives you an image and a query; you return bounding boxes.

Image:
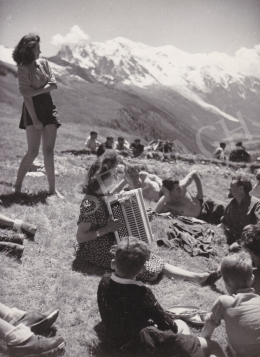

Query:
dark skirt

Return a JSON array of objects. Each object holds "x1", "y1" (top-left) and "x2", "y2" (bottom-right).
[{"x1": 19, "y1": 93, "x2": 61, "y2": 129}]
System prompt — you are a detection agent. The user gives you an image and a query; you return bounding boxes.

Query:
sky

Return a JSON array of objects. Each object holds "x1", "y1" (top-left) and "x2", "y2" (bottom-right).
[{"x1": 0, "y1": 0, "x2": 260, "y2": 58}]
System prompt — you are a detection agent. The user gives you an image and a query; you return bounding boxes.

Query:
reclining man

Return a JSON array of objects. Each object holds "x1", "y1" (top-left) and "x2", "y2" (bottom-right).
[{"x1": 154, "y1": 170, "x2": 224, "y2": 224}]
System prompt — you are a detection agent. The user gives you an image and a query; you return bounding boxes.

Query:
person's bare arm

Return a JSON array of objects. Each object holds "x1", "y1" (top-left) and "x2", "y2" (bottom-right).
[
  {"x1": 76, "y1": 216, "x2": 122, "y2": 243},
  {"x1": 201, "y1": 321, "x2": 216, "y2": 339},
  {"x1": 147, "y1": 173, "x2": 162, "y2": 187},
  {"x1": 23, "y1": 97, "x2": 43, "y2": 129},
  {"x1": 154, "y1": 194, "x2": 168, "y2": 213},
  {"x1": 180, "y1": 170, "x2": 203, "y2": 200},
  {"x1": 18, "y1": 65, "x2": 57, "y2": 98}
]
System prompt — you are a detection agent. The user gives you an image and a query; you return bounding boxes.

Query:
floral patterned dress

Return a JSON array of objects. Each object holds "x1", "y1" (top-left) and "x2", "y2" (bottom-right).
[{"x1": 75, "y1": 195, "x2": 165, "y2": 281}]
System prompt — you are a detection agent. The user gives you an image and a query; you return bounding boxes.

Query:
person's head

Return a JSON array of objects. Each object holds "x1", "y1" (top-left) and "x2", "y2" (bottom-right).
[
  {"x1": 220, "y1": 142, "x2": 226, "y2": 149},
  {"x1": 236, "y1": 141, "x2": 243, "y2": 147},
  {"x1": 118, "y1": 137, "x2": 125, "y2": 145},
  {"x1": 241, "y1": 224, "x2": 260, "y2": 268},
  {"x1": 111, "y1": 237, "x2": 150, "y2": 279},
  {"x1": 134, "y1": 139, "x2": 141, "y2": 147},
  {"x1": 12, "y1": 34, "x2": 41, "y2": 65},
  {"x1": 90, "y1": 131, "x2": 98, "y2": 139},
  {"x1": 86, "y1": 170, "x2": 114, "y2": 195},
  {"x1": 162, "y1": 178, "x2": 181, "y2": 198},
  {"x1": 125, "y1": 164, "x2": 141, "y2": 188},
  {"x1": 85, "y1": 150, "x2": 119, "y2": 194},
  {"x1": 106, "y1": 136, "x2": 114, "y2": 146},
  {"x1": 101, "y1": 149, "x2": 120, "y2": 174},
  {"x1": 221, "y1": 251, "x2": 254, "y2": 295},
  {"x1": 229, "y1": 175, "x2": 252, "y2": 198}
]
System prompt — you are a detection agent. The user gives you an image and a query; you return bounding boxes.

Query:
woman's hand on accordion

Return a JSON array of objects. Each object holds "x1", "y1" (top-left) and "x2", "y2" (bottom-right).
[{"x1": 106, "y1": 215, "x2": 122, "y2": 232}]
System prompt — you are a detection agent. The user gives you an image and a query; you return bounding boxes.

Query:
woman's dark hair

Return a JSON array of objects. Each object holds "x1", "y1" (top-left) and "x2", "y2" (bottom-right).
[
  {"x1": 84, "y1": 150, "x2": 120, "y2": 195},
  {"x1": 83, "y1": 150, "x2": 119, "y2": 194},
  {"x1": 12, "y1": 34, "x2": 40, "y2": 65},
  {"x1": 86, "y1": 170, "x2": 112, "y2": 195}
]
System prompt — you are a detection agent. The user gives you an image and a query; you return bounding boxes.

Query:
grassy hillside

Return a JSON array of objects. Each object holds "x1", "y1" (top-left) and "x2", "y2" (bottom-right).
[{"x1": 0, "y1": 111, "x2": 258, "y2": 356}]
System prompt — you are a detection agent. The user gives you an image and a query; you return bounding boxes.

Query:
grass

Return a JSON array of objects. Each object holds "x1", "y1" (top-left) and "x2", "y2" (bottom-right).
[{"x1": 0, "y1": 113, "x2": 258, "y2": 357}]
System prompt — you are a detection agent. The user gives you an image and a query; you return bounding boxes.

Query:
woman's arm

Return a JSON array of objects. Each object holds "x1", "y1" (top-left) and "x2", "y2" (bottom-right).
[
  {"x1": 76, "y1": 216, "x2": 122, "y2": 243},
  {"x1": 18, "y1": 65, "x2": 57, "y2": 98},
  {"x1": 23, "y1": 97, "x2": 42, "y2": 129}
]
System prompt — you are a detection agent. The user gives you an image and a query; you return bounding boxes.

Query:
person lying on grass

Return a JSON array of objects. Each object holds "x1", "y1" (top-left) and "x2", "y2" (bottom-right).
[
  {"x1": 240, "y1": 223, "x2": 260, "y2": 295},
  {"x1": 124, "y1": 163, "x2": 164, "y2": 202},
  {"x1": 154, "y1": 171, "x2": 225, "y2": 224},
  {"x1": 0, "y1": 213, "x2": 37, "y2": 239},
  {"x1": 97, "y1": 237, "x2": 225, "y2": 357},
  {"x1": 201, "y1": 251, "x2": 260, "y2": 357},
  {"x1": 76, "y1": 161, "x2": 212, "y2": 283}
]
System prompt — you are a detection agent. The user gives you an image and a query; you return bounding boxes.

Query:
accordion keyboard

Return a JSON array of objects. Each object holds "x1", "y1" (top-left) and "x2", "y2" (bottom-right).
[{"x1": 111, "y1": 196, "x2": 149, "y2": 243}]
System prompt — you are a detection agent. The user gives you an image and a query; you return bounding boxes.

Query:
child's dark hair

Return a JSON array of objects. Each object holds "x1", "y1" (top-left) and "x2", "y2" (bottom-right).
[
  {"x1": 162, "y1": 178, "x2": 179, "y2": 191},
  {"x1": 115, "y1": 237, "x2": 150, "y2": 278},
  {"x1": 221, "y1": 251, "x2": 253, "y2": 289},
  {"x1": 90, "y1": 131, "x2": 97, "y2": 136},
  {"x1": 241, "y1": 224, "x2": 260, "y2": 257},
  {"x1": 13, "y1": 34, "x2": 40, "y2": 65},
  {"x1": 232, "y1": 174, "x2": 252, "y2": 194}
]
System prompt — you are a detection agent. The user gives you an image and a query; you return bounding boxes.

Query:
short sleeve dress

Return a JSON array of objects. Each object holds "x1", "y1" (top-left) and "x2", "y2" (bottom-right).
[
  {"x1": 18, "y1": 58, "x2": 61, "y2": 129},
  {"x1": 75, "y1": 195, "x2": 165, "y2": 281}
]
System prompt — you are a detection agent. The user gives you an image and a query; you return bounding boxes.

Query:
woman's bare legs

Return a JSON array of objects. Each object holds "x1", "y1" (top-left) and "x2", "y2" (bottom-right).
[
  {"x1": 14, "y1": 126, "x2": 41, "y2": 192},
  {"x1": 42, "y1": 124, "x2": 61, "y2": 195},
  {"x1": 163, "y1": 263, "x2": 209, "y2": 282}
]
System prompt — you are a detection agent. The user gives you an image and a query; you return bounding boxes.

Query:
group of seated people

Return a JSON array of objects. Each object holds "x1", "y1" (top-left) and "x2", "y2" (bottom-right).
[
  {"x1": 85, "y1": 131, "x2": 144, "y2": 157},
  {"x1": 212, "y1": 141, "x2": 251, "y2": 163},
  {"x1": 2, "y1": 149, "x2": 260, "y2": 356}
]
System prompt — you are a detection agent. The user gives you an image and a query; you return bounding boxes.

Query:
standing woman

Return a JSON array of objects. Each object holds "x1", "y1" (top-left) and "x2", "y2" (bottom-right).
[{"x1": 12, "y1": 34, "x2": 62, "y2": 196}]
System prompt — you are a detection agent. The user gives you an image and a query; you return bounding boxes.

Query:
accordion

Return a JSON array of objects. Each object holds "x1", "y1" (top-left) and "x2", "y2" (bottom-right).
[{"x1": 105, "y1": 188, "x2": 153, "y2": 244}]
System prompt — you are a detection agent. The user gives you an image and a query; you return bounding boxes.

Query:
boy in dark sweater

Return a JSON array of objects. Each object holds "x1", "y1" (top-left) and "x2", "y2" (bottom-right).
[{"x1": 97, "y1": 237, "x2": 225, "y2": 357}]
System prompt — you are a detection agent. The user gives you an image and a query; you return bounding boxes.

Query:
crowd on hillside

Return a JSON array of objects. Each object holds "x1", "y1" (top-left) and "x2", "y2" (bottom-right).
[{"x1": 1, "y1": 33, "x2": 260, "y2": 357}]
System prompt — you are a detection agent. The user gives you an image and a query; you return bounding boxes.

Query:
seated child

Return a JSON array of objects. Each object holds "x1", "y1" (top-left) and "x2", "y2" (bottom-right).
[
  {"x1": 240, "y1": 224, "x2": 260, "y2": 295},
  {"x1": 97, "y1": 237, "x2": 225, "y2": 357},
  {"x1": 201, "y1": 251, "x2": 260, "y2": 357}
]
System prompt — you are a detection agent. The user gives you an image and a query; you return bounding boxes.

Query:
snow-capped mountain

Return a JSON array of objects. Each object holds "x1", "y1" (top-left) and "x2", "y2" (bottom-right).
[{"x1": 55, "y1": 37, "x2": 260, "y2": 125}]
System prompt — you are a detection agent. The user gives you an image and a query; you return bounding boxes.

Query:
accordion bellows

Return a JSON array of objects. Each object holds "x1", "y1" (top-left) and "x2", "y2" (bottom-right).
[{"x1": 105, "y1": 188, "x2": 153, "y2": 244}]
